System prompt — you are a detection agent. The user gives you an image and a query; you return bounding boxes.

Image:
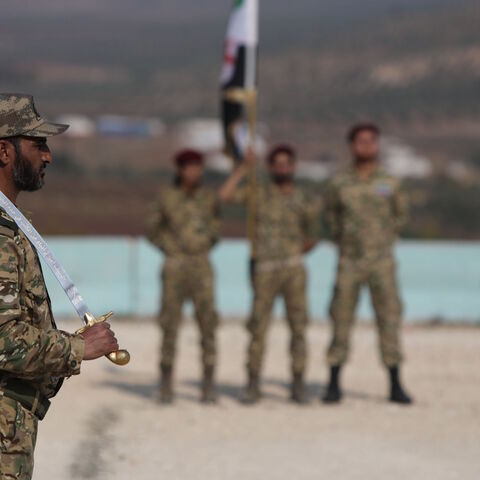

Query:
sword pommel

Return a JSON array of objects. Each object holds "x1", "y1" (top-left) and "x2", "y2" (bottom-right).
[{"x1": 107, "y1": 349, "x2": 130, "y2": 366}]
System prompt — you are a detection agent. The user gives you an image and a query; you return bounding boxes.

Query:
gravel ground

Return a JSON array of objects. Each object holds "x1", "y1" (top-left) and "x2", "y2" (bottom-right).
[{"x1": 34, "y1": 320, "x2": 480, "y2": 480}]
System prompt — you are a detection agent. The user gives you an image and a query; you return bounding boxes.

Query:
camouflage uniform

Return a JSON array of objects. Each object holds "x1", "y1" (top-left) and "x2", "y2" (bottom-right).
[
  {"x1": 146, "y1": 186, "x2": 220, "y2": 371},
  {"x1": 325, "y1": 169, "x2": 408, "y2": 367},
  {"x1": 0, "y1": 210, "x2": 84, "y2": 479},
  {"x1": 232, "y1": 182, "x2": 319, "y2": 375}
]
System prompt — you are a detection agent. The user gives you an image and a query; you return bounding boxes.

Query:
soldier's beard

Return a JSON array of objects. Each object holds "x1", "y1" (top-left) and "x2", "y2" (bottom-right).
[
  {"x1": 13, "y1": 153, "x2": 45, "y2": 192},
  {"x1": 272, "y1": 173, "x2": 294, "y2": 185},
  {"x1": 179, "y1": 178, "x2": 201, "y2": 191},
  {"x1": 354, "y1": 154, "x2": 377, "y2": 165}
]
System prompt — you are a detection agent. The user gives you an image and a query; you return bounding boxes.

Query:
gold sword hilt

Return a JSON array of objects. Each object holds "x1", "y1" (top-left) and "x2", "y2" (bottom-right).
[{"x1": 77, "y1": 312, "x2": 130, "y2": 366}]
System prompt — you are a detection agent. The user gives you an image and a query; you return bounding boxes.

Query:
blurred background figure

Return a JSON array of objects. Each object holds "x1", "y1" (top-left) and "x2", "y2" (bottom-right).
[
  {"x1": 146, "y1": 149, "x2": 220, "y2": 404},
  {"x1": 219, "y1": 145, "x2": 319, "y2": 404},
  {"x1": 323, "y1": 123, "x2": 412, "y2": 405}
]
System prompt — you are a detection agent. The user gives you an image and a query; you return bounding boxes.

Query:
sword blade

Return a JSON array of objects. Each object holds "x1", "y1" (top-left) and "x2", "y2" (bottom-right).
[{"x1": 0, "y1": 190, "x2": 91, "y2": 324}]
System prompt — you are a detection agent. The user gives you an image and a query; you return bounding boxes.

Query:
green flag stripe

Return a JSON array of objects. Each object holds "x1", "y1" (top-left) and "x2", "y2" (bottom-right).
[{"x1": 234, "y1": 0, "x2": 244, "y2": 8}]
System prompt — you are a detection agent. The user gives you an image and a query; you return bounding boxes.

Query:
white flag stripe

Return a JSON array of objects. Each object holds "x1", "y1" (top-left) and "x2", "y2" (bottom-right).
[{"x1": 225, "y1": 0, "x2": 258, "y2": 46}]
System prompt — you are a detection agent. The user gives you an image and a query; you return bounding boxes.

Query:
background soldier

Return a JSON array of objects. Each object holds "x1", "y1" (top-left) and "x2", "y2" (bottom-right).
[
  {"x1": 219, "y1": 145, "x2": 319, "y2": 404},
  {"x1": 146, "y1": 149, "x2": 220, "y2": 404},
  {"x1": 0, "y1": 93, "x2": 119, "y2": 479},
  {"x1": 323, "y1": 122, "x2": 413, "y2": 405}
]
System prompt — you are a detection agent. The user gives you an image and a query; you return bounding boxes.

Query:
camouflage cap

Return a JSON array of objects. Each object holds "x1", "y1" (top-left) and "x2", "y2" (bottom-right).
[{"x1": 0, "y1": 93, "x2": 69, "y2": 139}]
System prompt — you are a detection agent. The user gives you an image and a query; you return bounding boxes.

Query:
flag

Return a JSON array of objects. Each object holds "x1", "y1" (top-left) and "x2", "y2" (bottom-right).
[{"x1": 220, "y1": 0, "x2": 259, "y2": 162}]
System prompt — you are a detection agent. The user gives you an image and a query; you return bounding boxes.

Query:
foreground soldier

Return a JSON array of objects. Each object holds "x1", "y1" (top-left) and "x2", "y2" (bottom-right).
[
  {"x1": 0, "y1": 93, "x2": 119, "y2": 478},
  {"x1": 146, "y1": 150, "x2": 220, "y2": 404},
  {"x1": 220, "y1": 145, "x2": 319, "y2": 404},
  {"x1": 323, "y1": 123, "x2": 413, "y2": 405}
]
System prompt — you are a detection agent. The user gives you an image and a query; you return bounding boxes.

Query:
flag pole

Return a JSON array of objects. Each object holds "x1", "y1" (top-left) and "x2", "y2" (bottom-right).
[
  {"x1": 246, "y1": 0, "x2": 258, "y2": 260},
  {"x1": 219, "y1": 0, "x2": 259, "y2": 262},
  {"x1": 246, "y1": 89, "x2": 257, "y2": 260}
]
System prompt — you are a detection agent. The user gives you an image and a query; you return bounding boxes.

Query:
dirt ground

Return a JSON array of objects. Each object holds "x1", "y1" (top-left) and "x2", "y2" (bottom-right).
[{"x1": 34, "y1": 320, "x2": 480, "y2": 480}]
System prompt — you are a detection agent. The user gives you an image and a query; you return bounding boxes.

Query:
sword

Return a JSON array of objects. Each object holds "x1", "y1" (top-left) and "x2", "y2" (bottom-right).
[{"x1": 0, "y1": 190, "x2": 130, "y2": 366}]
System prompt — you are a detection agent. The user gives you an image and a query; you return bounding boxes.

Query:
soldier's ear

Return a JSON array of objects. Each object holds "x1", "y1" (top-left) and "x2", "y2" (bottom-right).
[{"x1": 0, "y1": 140, "x2": 10, "y2": 167}]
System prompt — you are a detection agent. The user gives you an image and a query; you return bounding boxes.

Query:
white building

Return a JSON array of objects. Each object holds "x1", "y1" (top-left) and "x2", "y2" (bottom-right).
[
  {"x1": 381, "y1": 137, "x2": 433, "y2": 178},
  {"x1": 55, "y1": 115, "x2": 96, "y2": 138}
]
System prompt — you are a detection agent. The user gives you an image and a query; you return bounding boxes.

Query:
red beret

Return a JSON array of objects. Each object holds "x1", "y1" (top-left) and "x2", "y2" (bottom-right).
[
  {"x1": 347, "y1": 122, "x2": 380, "y2": 143},
  {"x1": 174, "y1": 149, "x2": 204, "y2": 167},
  {"x1": 267, "y1": 144, "x2": 296, "y2": 164}
]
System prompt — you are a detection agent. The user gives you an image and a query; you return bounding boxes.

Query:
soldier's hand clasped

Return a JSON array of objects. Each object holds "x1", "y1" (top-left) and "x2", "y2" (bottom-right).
[{"x1": 81, "y1": 322, "x2": 119, "y2": 361}]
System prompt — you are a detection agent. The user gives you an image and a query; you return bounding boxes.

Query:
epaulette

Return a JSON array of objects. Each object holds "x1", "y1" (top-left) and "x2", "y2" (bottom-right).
[{"x1": 0, "y1": 209, "x2": 19, "y2": 238}]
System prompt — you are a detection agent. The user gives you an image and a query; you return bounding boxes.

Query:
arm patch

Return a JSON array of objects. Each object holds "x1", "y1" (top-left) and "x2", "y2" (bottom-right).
[{"x1": 0, "y1": 210, "x2": 19, "y2": 237}]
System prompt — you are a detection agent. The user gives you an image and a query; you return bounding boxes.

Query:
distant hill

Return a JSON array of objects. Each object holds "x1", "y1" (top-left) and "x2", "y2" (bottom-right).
[{"x1": 1, "y1": 0, "x2": 478, "y2": 121}]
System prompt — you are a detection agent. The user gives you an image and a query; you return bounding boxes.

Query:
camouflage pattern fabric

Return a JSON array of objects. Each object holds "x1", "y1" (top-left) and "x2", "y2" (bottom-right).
[
  {"x1": 146, "y1": 186, "x2": 220, "y2": 370},
  {"x1": 0, "y1": 93, "x2": 68, "y2": 138},
  {"x1": 158, "y1": 256, "x2": 218, "y2": 369},
  {"x1": 146, "y1": 186, "x2": 220, "y2": 257},
  {"x1": 327, "y1": 256, "x2": 403, "y2": 367},
  {"x1": 324, "y1": 169, "x2": 408, "y2": 260},
  {"x1": 0, "y1": 209, "x2": 85, "y2": 398},
  {"x1": 0, "y1": 209, "x2": 83, "y2": 478},
  {"x1": 325, "y1": 169, "x2": 408, "y2": 367},
  {"x1": 230, "y1": 181, "x2": 318, "y2": 374},
  {"x1": 0, "y1": 396, "x2": 37, "y2": 480},
  {"x1": 231, "y1": 182, "x2": 319, "y2": 261},
  {"x1": 248, "y1": 263, "x2": 309, "y2": 375}
]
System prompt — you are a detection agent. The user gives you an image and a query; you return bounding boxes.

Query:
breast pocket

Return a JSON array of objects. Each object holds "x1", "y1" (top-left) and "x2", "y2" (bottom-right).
[{"x1": 339, "y1": 188, "x2": 363, "y2": 217}]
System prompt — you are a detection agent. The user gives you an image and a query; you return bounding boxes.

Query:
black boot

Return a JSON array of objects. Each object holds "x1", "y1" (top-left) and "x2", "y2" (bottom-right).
[
  {"x1": 291, "y1": 373, "x2": 309, "y2": 404},
  {"x1": 242, "y1": 371, "x2": 261, "y2": 404},
  {"x1": 158, "y1": 365, "x2": 174, "y2": 404},
  {"x1": 201, "y1": 366, "x2": 217, "y2": 404},
  {"x1": 322, "y1": 365, "x2": 342, "y2": 404},
  {"x1": 389, "y1": 367, "x2": 413, "y2": 405}
]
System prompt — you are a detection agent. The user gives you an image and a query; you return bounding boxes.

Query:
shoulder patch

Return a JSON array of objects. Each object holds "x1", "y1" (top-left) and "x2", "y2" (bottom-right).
[
  {"x1": 374, "y1": 182, "x2": 394, "y2": 197},
  {"x1": 0, "y1": 210, "x2": 19, "y2": 236}
]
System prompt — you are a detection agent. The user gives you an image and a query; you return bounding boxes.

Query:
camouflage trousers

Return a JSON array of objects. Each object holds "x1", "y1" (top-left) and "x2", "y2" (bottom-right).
[
  {"x1": 0, "y1": 396, "x2": 38, "y2": 480},
  {"x1": 247, "y1": 260, "x2": 309, "y2": 375},
  {"x1": 159, "y1": 255, "x2": 218, "y2": 371},
  {"x1": 327, "y1": 255, "x2": 403, "y2": 367}
]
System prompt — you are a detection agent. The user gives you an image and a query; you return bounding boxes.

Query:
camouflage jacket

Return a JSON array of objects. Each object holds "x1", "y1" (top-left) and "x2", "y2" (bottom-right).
[
  {"x1": 325, "y1": 169, "x2": 408, "y2": 260},
  {"x1": 0, "y1": 209, "x2": 84, "y2": 399},
  {"x1": 231, "y1": 181, "x2": 320, "y2": 262},
  {"x1": 146, "y1": 186, "x2": 221, "y2": 257}
]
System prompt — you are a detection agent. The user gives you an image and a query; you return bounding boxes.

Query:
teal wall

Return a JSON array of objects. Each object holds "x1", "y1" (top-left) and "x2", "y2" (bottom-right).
[{"x1": 42, "y1": 238, "x2": 480, "y2": 323}]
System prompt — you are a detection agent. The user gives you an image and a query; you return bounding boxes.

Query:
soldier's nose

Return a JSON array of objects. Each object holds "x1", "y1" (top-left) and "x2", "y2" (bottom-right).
[{"x1": 42, "y1": 150, "x2": 53, "y2": 164}]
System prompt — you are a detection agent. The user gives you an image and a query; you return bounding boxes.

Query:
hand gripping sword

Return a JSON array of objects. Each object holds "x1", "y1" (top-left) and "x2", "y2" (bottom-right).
[{"x1": 0, "y1": 190, "x2": 130, "y2": 366}]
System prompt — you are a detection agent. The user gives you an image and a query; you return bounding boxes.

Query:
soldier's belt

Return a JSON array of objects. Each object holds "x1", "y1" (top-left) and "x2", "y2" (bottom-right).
[
  {"x1": 256, "y1": 255, "x2": 303, "y2": 273},
  {"x1": 164, "y1": 253, "x2": 210, "y2": 263},
  {"x1": 0, "y1": 377, "x2": 50, "y2": 420}
]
